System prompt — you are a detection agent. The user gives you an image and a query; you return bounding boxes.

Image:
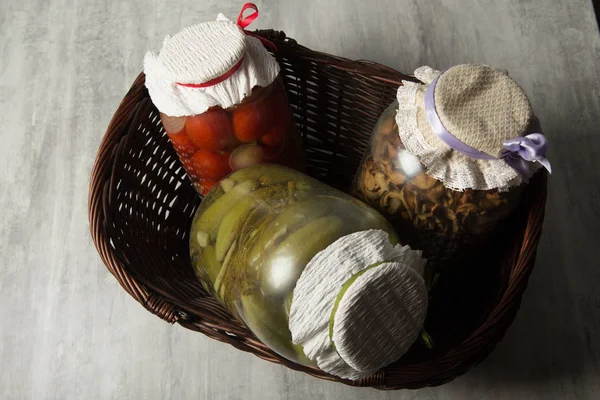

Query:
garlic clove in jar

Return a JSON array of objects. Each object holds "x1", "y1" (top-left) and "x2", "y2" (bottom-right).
[{"x1": 229, "y1": 144, "x2": 264, "y2": 171}]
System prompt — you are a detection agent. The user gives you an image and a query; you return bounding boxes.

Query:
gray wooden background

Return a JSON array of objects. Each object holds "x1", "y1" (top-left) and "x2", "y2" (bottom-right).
[{"x1": 1, "y1": 0, "x2": 599, "y2": 399}]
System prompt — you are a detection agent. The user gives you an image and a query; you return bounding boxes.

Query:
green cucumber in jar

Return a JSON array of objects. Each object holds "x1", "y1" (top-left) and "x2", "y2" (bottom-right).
[
  {"x1": 229, "y1": 164, "x2": 310, "y2": 187},
  {"x1": 260, "y1": 215, "x2": 346, "y2": 297},
  {"x1": 214, "y1": 186, "x2": 276, "y2": 262},
  {"x1": 320, "y1": 194, "x2": 399, "y2": 245},
  {"x1": 240, "y1": 293, "x2": 312, "y2": 365},
  {"x1": 246, "y1": 197, "x2": 337, "y2": 274},
  {"x1": 202, "y1": 245, "x2": 222, "y2": 288},
  {"x1": 189, "y1": 244, "x2": 221, "y2": 295},
  {"x1": 192, "y1": 179, "x2": 259, "y2": 241}
]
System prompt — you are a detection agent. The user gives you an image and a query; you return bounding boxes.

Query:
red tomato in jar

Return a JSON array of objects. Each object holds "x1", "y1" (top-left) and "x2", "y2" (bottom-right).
[
  {"x1": 260, "y1": 86, "x2": 292, "y2": 159},
  {"x1": 232, "y1": 95, "x2": 272, "y2": 142},
  {"x1": 189, "y1": 149, "x2": 231, "y2": 181},
  {"x1": 197, "y1": 179, "x2": 218, "y2": 196},
  {"x1": 262, "y1": 145, "x2": 281, "y2": 161},
  {"x1": 185, "y1": 109, "x2": 234, "y2": 152},
  {"x1": 168, "y1": 131, "x2": 197, "y2": 159},
  {"x1": 181, "y1": 158, "x2": 195, "y2": 178},
  {"x1": 264, "y1": 139, "x2": 291, "y2": 161},
  {"x1": 260, "y1": 128, "x2": 285, "y2": 148}
]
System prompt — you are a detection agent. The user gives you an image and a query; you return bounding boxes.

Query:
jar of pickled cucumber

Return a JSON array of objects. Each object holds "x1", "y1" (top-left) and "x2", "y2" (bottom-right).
[
  {"x1": 144, "y1": 5, "x2": 305, "y2": 196},
  {"x1": 352, "y1": 64, "x2": 551, "y2": 257},
  {"x1": 190, "y1": 164, "x2": 429, "y2": 380}
]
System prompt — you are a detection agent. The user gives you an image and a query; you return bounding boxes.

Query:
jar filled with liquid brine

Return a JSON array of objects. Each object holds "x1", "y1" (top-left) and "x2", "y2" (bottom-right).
[
  {"x1": 144, "y1": 5, "x2": 304, "y2": 196},
  {"x1": 352, "y1": 64, "x2": 551, "y2": 259},
  {"x1": 190, "y1": 164, "x2": 429, "y2": 380}
]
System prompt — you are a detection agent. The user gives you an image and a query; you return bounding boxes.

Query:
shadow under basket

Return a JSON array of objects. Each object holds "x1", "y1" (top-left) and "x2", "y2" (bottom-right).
[{"x1": 88, "y1": 30, "x2": 547, "y2": 389}]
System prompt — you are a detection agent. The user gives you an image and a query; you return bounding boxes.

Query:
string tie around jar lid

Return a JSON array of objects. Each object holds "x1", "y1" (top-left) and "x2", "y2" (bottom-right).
[{"x1": 424, "y1": 71, "x2": 552, "y2": 177}]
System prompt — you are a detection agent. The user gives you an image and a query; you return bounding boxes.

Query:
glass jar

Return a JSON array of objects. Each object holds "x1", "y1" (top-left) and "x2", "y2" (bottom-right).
[
  {"x1": 352, "y1": 101, "x2": 522, "y2": 255},
  {"x1": 189, "y1": 164, "x2": 398, "y2": 365},
  {"x1": 161, "y1": 77, "x2": 305, "y2": 196}
]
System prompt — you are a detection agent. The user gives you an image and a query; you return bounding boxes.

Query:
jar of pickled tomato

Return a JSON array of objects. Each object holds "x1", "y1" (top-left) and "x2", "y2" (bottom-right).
[{"x1": 144, "y1": 5, "x2": 305, "y2": 195}]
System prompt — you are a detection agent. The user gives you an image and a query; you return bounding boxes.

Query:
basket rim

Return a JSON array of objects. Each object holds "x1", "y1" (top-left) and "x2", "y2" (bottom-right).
[{"x1": 88, "y1": 29, "x2": 547, "y2": 390}]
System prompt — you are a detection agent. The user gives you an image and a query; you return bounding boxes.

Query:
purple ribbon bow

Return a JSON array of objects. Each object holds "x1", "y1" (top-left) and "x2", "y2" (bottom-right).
[
  {"x1": 424, "y1": 72, "x2": 552, "y2": 177},
  {"x1": 502, "y1": 134, "x2": 552, "y2": 175}
]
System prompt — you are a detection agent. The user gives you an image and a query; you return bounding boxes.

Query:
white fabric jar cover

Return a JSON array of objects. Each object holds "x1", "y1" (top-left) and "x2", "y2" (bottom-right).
[
  {"x1": 289, "y1": 230, "x2": 428, "y2": 380},
  {"x1": 144, "y1": 4, "x2": 280, "y2": 117},
  {"x1": 396, "y1": 64, "x2": 552, "y2": 192}
]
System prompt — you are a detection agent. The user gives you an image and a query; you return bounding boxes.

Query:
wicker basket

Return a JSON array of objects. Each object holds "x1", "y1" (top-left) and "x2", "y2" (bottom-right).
[{"x1": 88, "y1": 30, "x2": 547, "y2": 389}]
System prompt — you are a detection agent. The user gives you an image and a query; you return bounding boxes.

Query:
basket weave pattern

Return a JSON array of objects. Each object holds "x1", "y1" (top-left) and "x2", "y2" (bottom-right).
[{"x1": 88, "y1": 30, "x2": 547, "y2": 389}]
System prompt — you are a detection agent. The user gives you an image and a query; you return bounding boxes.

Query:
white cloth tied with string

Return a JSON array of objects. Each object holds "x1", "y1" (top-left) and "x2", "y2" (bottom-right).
[
  {"x1": 144, "y1": 12, "x2": 279, "y2": 117},
  {"x1": 289, "y1": 230, "x2": 428, "y2": 380}
]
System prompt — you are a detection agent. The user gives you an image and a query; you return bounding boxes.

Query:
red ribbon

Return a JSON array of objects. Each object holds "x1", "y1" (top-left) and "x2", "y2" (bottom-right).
[
  {"x1": 238, "y1": 3, "x2": 278, "y2": 52},
  {"x1": 237, "y1": 2, "x2": 259, "y2": 28},
  {"x1": 176, "y1": 3, "x2": 276, "y2": 89},
  {"x1": 176, "y1": 56, "x2": 245, "y2": 88}
]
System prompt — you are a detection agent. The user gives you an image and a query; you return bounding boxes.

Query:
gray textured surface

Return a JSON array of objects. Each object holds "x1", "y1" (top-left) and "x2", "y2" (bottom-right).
[{"x1": 1, "y1": 0, "x2": 599, "y2": 399}]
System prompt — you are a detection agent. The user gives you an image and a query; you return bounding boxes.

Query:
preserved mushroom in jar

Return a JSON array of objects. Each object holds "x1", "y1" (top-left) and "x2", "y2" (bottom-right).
[
  {"x1": 144, "y1": 5, "x2": 305, "y2": 196},
  {"x1": 190, "y1": 164, "x2": 429, "y2": 380},
  {"x1": 352, "y1": 64, "x2": 551, "y2": 257}
]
